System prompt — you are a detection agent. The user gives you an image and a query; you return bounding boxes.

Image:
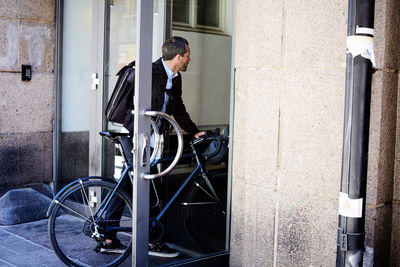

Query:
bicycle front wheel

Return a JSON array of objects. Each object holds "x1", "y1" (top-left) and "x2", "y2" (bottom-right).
[
  {"x1": 48, "y1": 178, "x2": 132, "y2": 267},
  {"x1": 182, "y1": 172, "x2": 227, "y2": 252}
]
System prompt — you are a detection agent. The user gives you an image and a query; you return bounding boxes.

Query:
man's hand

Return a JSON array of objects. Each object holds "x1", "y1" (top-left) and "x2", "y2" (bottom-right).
[{"x1": 194, "y1": 131, "x2": 207, "y2": 139}]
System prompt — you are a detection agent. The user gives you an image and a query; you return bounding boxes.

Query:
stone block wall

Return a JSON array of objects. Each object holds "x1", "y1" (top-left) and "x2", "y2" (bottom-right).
[
  {"x1": 231, "y1": 0, "x2": 400, "y2": 266},
  {"x1": 231, "y1": 0, "x2": 347, "y2": 265},
  {"x1": 0, "y1": 1, "x2": 55, "y2": 187},
  {"x1": 365, "y1": 0, "x2": 400, "y2": 266}
]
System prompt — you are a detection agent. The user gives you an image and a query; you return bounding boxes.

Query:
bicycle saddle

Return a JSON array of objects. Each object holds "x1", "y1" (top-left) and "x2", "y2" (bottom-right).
[{"x1": 99, "y1": 131, "x2": 130, "y2": 139}]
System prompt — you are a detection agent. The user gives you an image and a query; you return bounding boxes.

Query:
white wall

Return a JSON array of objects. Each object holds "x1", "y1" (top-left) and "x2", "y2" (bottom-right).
[{"x1": 173, "y1": 30, "x2": 232, "y2": 127}]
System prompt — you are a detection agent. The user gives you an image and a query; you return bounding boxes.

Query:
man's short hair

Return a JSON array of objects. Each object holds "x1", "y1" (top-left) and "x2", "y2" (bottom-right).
[{"x1": 162, "y1": 36, "x2": 189, "y2": 60}]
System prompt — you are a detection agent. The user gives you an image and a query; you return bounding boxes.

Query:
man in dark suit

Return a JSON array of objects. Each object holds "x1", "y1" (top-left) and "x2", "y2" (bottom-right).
[
  {"x1": 102, "y1": 36, "x2": 205, "y2": 257},
  {"x1": 123, "y1": 36, "x2": 205, "y2": 139}
]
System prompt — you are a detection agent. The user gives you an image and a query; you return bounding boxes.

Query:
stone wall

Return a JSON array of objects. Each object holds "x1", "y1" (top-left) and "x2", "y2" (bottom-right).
[
  {"x1": 365, "y1": 0, "x2": 400, "y2": 266},
  {"x1": 231, "y1": 0, "x2": 400, "y2": 266},
  {"x1": 230, "y1": 0, "x2": 347, "y2": 265},
  {"x1": 0, "y1": 1, "x2": 55, "y2": 187}
]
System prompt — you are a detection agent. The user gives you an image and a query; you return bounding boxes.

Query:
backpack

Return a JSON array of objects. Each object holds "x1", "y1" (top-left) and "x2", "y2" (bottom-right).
[{"x1": 105, "y1": 61, "x2": 135, "y2": 124}]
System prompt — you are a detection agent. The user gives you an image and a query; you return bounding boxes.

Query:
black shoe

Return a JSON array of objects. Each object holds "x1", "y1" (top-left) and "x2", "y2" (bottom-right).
[
  {"x1": 100, "y1": 240, "x2": 127, "y2": 254},
  {"x1": 148, "y1": 243, "x2": 180, "y2": 258}
]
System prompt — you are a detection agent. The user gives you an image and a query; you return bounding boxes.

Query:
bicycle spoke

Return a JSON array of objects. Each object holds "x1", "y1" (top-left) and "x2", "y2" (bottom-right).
[
  {"x1": 194, "y1": 181, "x2": 215, "y2": 200},
  {"x1": 79, "y1": 180, "x2": 96, "y2": 222},
  {"x1": 49, "y1": 179, "x2": 133, "y2": 267},
  {"x1": 183, "y1": 173, "x2": 228, "y2": 252},
  {"x1": 54, "y1": 200, "x2": 94, "y2": 223},
  {"x1": 182, "y1": 201, "x2": 216, "y2": 206}
]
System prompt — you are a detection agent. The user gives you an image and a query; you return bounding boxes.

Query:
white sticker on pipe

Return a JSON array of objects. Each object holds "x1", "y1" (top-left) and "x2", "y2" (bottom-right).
[
  {"x1": 347, "y1": 35, "x2": 376, "y2": 67},
  {"x1": 338, "y1": 192, "x2": 363, "y2": 218},
  {"x1": 356, "y1": 26, "x2": 374, "y2": 36}
]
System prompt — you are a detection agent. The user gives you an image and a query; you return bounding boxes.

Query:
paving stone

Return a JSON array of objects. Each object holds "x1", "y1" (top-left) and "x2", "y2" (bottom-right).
[
  {"x1": 6, "y1": 240, "x2": 48, "y2": 254},
  {"x1": 0, "y1": 230, "x2": 25, "y2": 244},
  {"x1": 0, "y1": 258, "x2": 16, "y2": 267}
]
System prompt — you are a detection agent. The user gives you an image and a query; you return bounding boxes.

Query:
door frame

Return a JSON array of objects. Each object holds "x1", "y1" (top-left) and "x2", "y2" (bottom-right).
[
  {"x1": 54, "y1": 0, "x2": 236, "y2": 265},
  {"x1": 89, "y1": 0, "x2": 106, "y2": 176},
  {"x1": 53, "y1": 0, "x2": 62, "y2": 192},
  {"x1": 132, "y1": 0, "x2": 153, "y2": 265}
]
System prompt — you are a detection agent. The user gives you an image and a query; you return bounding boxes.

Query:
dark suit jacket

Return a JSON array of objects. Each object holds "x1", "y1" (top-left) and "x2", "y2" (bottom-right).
[{"x1": 123, "y1": 58, "x2": 199, "y2": 136}]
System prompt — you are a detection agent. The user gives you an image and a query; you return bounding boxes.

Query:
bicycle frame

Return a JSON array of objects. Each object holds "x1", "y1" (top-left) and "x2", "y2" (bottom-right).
[
  {"x1": 94, "y1": 166, "x2": 132, "y2": 222},
  {"x1": 150, "y1": 141, "x2": 225, "y2": 222},
  {"x1": 106, "y1": 139, "x2": 225, "y2": 235},
  {"x1": 49, "y1": 136, "x2": 225, "y2": 236}
]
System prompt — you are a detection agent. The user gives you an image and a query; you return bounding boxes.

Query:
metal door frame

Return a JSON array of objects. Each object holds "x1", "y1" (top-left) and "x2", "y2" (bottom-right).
[
  {"x1": 89, "y1": 0, "x2": 106, "y2": 176},
  {"x1": 132, "y1": 1, "x2": 153, "y2": 266}
]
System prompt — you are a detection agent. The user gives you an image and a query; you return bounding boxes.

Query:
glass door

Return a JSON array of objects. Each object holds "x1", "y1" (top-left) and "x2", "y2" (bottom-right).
[
  {"x1": 129, "y1": 0, "x2": 234, "y2": 266},
  {"x1": 56, "y1": 0, "x2": 95, "y2": 190},
  {"x1": 57, "y1": 0, "x2": 234, "y2": 265},
  {"x1": 135, "y1": 0, "x2": 234, "y2": 266},
  {"x1": 103, "y1": 0, "x2": 165, "y2": 179}
]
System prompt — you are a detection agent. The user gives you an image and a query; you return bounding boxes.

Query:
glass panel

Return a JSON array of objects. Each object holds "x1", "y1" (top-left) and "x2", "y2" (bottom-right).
[
  {"x1": 173, "y1": 0, "x2": 190, "y2": 24},
  {"x1": 104, "y1": 0, "x2": 136, "y2": 139},
  {"x1": 58, "y1": 0, "x2": 93, "y2": 189},
  {"x1": 103, "y1": 0, "x2": 165, "y2": 179},
  {"x1": 103, "y1": 0, "x2": 233, "y2": 264},
  {"x1": 197, "y1": 0, "x2": 219, "y2": 27},
  {"x1": 158, "y1": 30, "x2": 232, "y2": 263},
  {"x1": 103, "y1": 0, "x2": 136, "y2": 180},
  {"x1": 147, "y1": 0, "x2": 232, "y2": 265}
]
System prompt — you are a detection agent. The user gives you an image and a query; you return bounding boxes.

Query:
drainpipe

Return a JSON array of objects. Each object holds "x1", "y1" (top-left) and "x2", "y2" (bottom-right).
[{"x1": 336, "y1": 0, "x2": 375, "y2": 266}]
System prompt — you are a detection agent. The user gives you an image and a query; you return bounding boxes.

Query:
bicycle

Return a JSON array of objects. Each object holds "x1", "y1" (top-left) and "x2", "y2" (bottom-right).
[{"x1": 47, "y1": 126, "x2": 228, "y2": 267}]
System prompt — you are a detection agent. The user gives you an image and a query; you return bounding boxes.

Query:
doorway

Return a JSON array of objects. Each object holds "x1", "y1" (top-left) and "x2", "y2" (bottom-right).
[{"x1": 55, "y1": 0, "x2": 234, "y2": 265}]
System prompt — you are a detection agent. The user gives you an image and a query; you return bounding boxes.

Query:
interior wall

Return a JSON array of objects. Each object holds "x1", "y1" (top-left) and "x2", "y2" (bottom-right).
[
  {"x1": 0, "y1": 1, "x2": 55, "y2": 187},
  {"x1": 172, "y1": 30, "x2": 232, "y2": 127}
]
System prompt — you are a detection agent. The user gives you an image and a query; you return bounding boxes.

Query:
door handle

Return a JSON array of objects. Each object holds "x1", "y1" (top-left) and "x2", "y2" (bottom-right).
[{"x1": 131, "y1": 110, "x2": 163, "y2": 165}]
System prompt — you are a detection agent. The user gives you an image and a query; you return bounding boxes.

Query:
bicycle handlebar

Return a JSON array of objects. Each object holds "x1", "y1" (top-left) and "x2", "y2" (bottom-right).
[{"x1": 192, "y1": 128, "x2": 227, "y2": 146}]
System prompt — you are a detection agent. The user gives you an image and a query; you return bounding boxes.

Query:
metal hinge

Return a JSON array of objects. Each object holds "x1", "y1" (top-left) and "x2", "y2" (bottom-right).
[{"x1": 91, "y1": 73, "x2": 99, "y2": 90}]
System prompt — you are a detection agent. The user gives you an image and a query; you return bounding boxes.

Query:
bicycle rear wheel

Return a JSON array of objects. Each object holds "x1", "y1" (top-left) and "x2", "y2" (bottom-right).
[
  {"x1": 48, "y1": 178, "x2": 132, "y2": 267},
  {"x1": 182, "y1": 172, "x2": 227, "y2": 252}
]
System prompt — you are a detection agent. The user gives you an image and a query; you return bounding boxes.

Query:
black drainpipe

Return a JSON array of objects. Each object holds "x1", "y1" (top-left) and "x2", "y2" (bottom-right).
[{"x1": 336, "y1": 0, "x2": 375, "y2": 266}]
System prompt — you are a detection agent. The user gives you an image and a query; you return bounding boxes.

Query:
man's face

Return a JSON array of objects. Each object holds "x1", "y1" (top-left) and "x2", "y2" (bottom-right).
[{"x1": 178, "y1": 45, "x2": 191, "y2": 72}]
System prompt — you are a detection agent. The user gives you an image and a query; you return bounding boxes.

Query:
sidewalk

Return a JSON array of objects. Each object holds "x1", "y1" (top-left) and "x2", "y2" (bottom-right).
[
  {"x1": 0, "y1": 224, "x2": 63, "y2": 266},
  {"x1": 0, "y1": 218, "x2": 134, "y2": 267},
  {"x1": 0, "y1": 218, "x2": 190, "y2": 267},
  {"x1": 0, "y1": 185, "x2": 201, "y2": 266}
]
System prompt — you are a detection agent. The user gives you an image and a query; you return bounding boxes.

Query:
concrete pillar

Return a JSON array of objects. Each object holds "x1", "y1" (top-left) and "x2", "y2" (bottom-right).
[
  {"x1": 231, "y1": 0, "x2": 347, "y2": 265},
  {"x1": 364, "y1": 0, "x2": 400, "y2": 266}
]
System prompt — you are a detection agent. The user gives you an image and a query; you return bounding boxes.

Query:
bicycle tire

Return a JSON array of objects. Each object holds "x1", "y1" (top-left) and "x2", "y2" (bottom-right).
[
  {"x1": 182, "y1": 171, "x2": 228, "y2": 252},
  {"x1": 48, "y1": 178, "x2": 132, "y2": 267}
]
